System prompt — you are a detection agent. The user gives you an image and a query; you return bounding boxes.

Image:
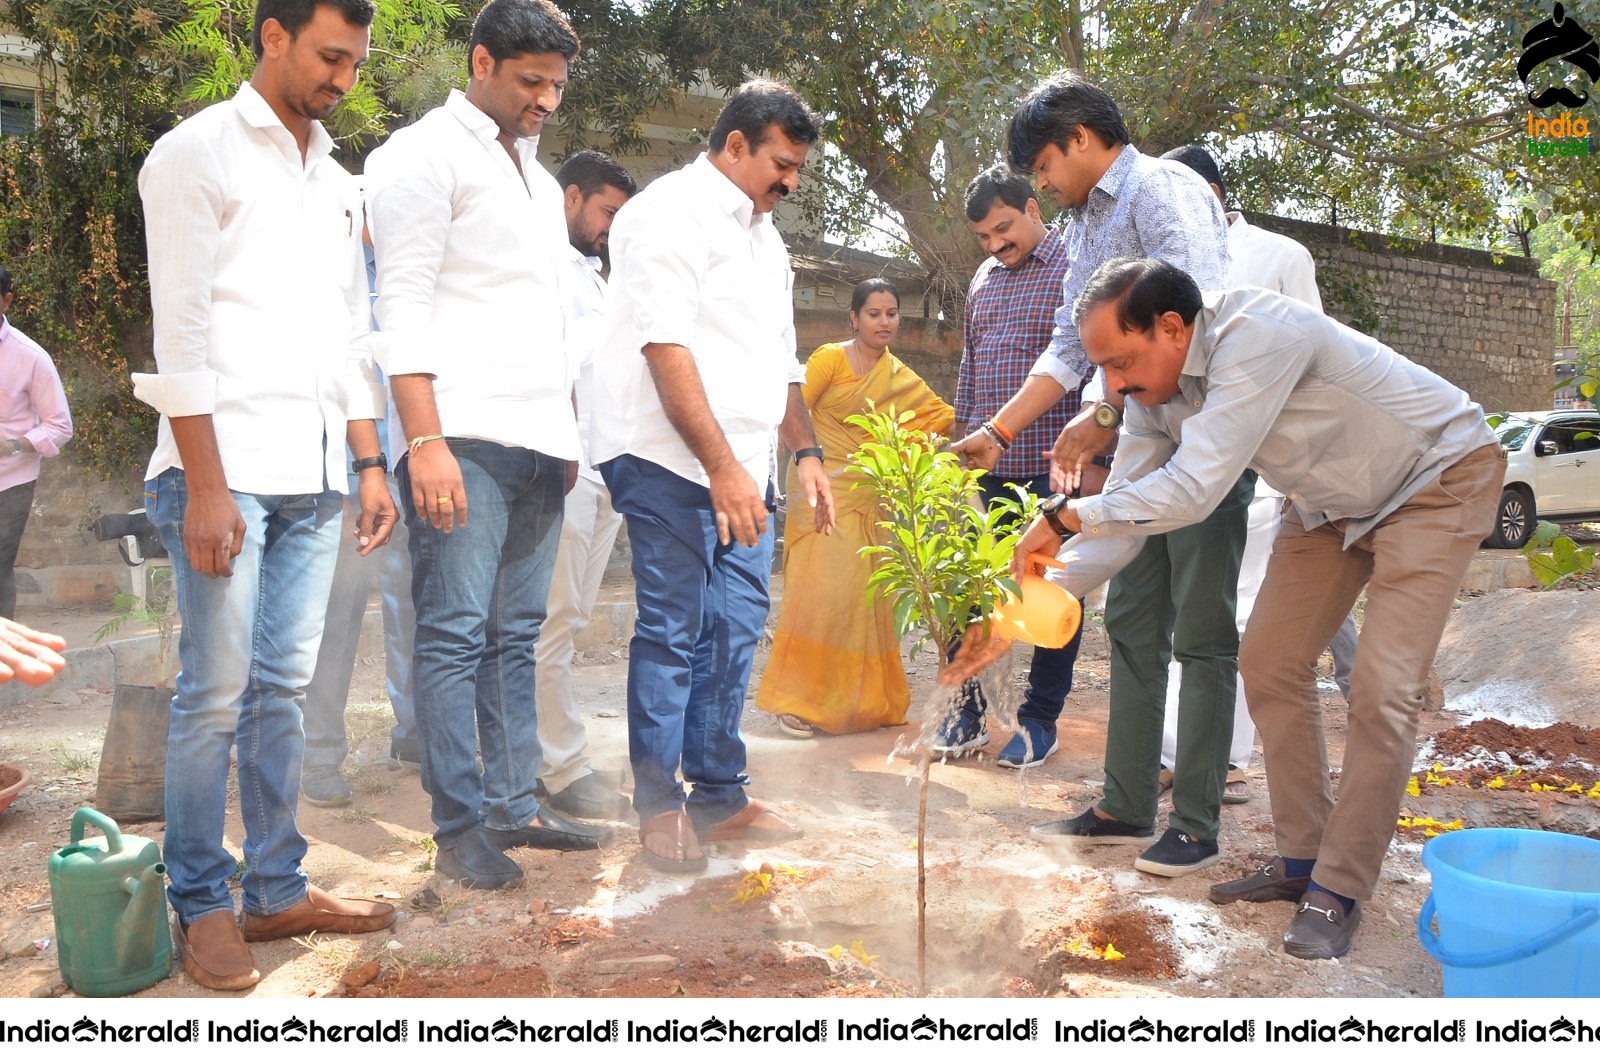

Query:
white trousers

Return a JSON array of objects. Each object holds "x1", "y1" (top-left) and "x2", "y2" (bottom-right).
[
  {"x1": 1159, "y1": 489, "x2": 1281, "y2": 771},
  {"x1": 533, "y1": 475, "x2": 624, "y2": 793}
]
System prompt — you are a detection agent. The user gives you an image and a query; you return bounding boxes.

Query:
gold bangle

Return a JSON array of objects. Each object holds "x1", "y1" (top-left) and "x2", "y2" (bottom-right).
[{"x1": 407, "y1": 433, "x2": 445, "y2": 457}]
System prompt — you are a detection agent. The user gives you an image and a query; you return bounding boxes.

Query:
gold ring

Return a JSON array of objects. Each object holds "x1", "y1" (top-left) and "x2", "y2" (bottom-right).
[{"x1": 436, "y1": 496, "x2": 452, "y2": 505}]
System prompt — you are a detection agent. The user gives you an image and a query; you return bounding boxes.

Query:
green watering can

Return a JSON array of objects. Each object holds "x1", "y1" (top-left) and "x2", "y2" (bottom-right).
[{"x1": 48, "y1": 806, "x2": 172, "y2": 997}]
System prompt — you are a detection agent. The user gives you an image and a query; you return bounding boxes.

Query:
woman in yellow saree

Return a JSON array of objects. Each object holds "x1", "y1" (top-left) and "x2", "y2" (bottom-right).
[{"x1": 756, "y1": 279, "x2": 954, "y2": 736}]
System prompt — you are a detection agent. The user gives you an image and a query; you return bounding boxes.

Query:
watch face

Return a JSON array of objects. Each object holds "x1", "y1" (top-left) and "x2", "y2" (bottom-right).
[{"x1": 1093, "y1": 403, "x2": 1118, "y2": 429}]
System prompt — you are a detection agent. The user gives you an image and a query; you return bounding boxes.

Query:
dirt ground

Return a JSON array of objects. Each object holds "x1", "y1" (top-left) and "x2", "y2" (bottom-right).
[{"x1": 1, "y1": 603, "x2": 1596, "y2": 1000}]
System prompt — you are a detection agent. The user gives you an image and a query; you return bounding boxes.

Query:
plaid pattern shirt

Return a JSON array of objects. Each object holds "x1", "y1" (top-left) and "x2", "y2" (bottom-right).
[{"x1": 956, "y1": 225, "x2": 1086, "y2": 482}]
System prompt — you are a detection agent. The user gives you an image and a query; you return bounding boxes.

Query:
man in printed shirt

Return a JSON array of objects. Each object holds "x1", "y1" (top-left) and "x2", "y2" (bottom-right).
[
  {"x1": 950, "y1": 74, "x2": 1245, "y2": 879},
  {"x1": 590, "y1": 80, "x2": 836, "y2": 874},
  {"x1": 134, "y1": 0, "x2": 397, "y2": 991},
  {"x1": 533, "y1": 149, "x2": 636, "y2": 823},
  {"x1": 0, "y1": 265, "x2": 73, "y2": 619},
  {"x1": 1003, "y1": 257, "x2": 1502, "y2": 959},
  {"x1": 366, "y1": 0, "x2": 607, "y2": 892},
  {"x1": 931, "y1": 165, "x2": 1094, "y2": 769}
]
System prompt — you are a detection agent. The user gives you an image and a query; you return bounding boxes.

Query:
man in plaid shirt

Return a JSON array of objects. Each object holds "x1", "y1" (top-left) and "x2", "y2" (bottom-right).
[{"x1": 932, "y1": 164, "x2": 1097, "y2": 769}]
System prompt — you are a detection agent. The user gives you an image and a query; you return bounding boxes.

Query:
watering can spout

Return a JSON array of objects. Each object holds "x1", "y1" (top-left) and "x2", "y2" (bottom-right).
[{"x1": 115, "y1": 862, "x2": 167, "y2": 974}]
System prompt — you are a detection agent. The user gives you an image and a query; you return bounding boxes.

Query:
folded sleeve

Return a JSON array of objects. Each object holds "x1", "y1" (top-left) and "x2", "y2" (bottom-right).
[
  {"x1": 366, "y1": 143, "x2": 454, "y2": 379},
  {"x1": 136, "y1": 127, "x2": 225, "y2": 416}
]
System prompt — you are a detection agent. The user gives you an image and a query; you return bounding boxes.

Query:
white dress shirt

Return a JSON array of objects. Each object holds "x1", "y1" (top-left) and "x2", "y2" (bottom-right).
[
  {"x1": 563, "y1": 247, "x2": 607, "y2": 484},
  {"x1": 1227, "y1": 213, "x2": 1322, "y2": 310},
  {"x1": 589, "y1": 153, "x2": 802, "y2": 487},
  {"x1": 365, "y1": 89, "x2": 576, "y2": 459},
  {"x1": 134, "y1": 82, "x2": 380, "y2": 495}
]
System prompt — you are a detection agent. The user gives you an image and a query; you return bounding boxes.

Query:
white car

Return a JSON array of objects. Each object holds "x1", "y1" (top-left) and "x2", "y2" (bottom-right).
[{"x1": 1486, "y1": 410, "x2": 1600, "y2": 548}]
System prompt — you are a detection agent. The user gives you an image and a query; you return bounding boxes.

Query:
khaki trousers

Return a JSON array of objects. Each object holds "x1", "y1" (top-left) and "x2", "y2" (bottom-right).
[{"x1": 1240, "y1": 444, "x2": 1504, "y2": 900}]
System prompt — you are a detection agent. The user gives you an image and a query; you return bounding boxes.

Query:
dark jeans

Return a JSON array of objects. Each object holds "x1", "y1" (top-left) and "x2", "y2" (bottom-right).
[
  {"x1": 601, "y1": 454, "x2": 773, "y2": 829},
  {"x1": 1101, "y1": 473, "x2": 1253, "y2": 841},
  {"x1": 0, "y1": 479, "x2": 37, "y2": 619},
  {"x1": 400, "y1": 440, "x2": 565, "y2": 846},
  {"x1": 956, "y1": 471, "x2": 1084, "y2": 727}
]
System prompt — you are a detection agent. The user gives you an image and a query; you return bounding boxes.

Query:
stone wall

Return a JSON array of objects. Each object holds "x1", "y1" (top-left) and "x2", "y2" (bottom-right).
[
  {"x1": 1252, "y1": 215, "x2": 1555, "y2": 413},
  {"x1": 12, "y1": 462, "x2": 143, "y2": 609}
]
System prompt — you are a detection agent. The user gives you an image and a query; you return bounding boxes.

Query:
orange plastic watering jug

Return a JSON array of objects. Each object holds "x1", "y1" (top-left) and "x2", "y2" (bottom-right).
[{"x1": 988, "y1": 554, "x2": 1081, "y2": 648}]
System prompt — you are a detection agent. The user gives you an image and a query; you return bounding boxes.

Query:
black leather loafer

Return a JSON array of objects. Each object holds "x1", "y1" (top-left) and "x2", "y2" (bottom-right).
[
  {"x1": 1282, "y1": 892, "x2": 1362, "y2": 959},
  {"x1": 1209, "y1": 857, "x2": 1312, "y2": 904},
  {"x1": 487, "y1": 807, "x2": 613, "y2": 851}
]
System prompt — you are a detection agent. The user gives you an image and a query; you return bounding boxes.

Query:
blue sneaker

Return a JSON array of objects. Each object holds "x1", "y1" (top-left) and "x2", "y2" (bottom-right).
[
  {"x1": 931, "y1": 709, "x2": 989, "y2": 754},
  {"x1": 997, "y1": 720, "x2": 1059, "y2": 769}
]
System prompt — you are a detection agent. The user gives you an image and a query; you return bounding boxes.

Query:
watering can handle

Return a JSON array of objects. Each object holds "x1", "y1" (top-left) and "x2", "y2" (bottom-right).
[
  {"x1": 70, "y1": 806, "x2": 124, "y2": 855},
  {"x1": 1024, "y1": 552, "x2": 1065, "y2": 574},
  {"x1": 1416, "y1": 893, "x2": 1600, "y2": 968}
]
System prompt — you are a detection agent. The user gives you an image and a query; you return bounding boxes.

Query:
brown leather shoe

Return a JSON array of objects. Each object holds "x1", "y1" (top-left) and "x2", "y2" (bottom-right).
[
  {"x1": 240, "y1": 884, "x2": 396, "y2": 942},
  {"x1": 698, "y1": 800, "x2": 802, "y2": 842},
  {"x1": 175, "y1": 909, "x2": 260, "y2": 991}
]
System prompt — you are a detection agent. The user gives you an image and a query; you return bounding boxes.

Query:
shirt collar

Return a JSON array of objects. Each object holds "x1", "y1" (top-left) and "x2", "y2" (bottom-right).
[
  {"x1": 445, "y1": 88, "x2": 542, "y2": 165},
  {"x1": 1226, "y1": 210, "x2": 1248, "y2": 234},
  {"x1": 1176, "y1": 292, "x2": 1224, "y2": 398},
  {"x1": 567, "y1": 243, "x2": 603, "y2": 274},
  {"x1": 692, "y1": 153, "x2": 760, "y2": 230},
  {"x1": 235, "y1": 81, "x2": 334, "y2": 164},
  {"x1": 1080, "y1": 143, "x2": 1139, "y2": 215}
]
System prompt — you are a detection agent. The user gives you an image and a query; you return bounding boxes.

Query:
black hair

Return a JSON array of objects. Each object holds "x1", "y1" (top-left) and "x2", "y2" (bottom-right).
[
  {"x1": 1006, "y1": 72, "x2": 1130, "y2": 171},
  {"x1": 1073, "y1": 258, "x2": 1202, "y2": 332},
  {"x1": 1160, "y1": 145, "x2": 1226, "y2": 201},
  {"x1": 555, "y1": 149, "x2": 637, "y2": 199},
  {"x1": 468, "y1": 0, "x2": 579, "y2": 78},
  {"x1": 0, "y1": 265, "x2": 10, "y2": 299},
  {"x1": 252, "y1": 0, "x2": 375, "y2": 59},
  {"x1": 850, "y1": 278, "x2": 899, "y2": 315},
  {"x1": 964, "y1": 163, "x2": 1037, "y2": 222},
  {"x1": 708, "y1": 79, "x2": 820, "y2": 153}
]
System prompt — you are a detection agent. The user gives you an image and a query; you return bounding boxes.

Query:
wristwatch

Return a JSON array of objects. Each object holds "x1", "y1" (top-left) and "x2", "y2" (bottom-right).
[
  {"x1": 1038, "y1": 493, "x2": 1071, "y2": 536},
  {"x1": 351, "y1": 454, "x2": 388, "y2": 475},
  {"x1": 1091, "y1": 400, "x2": 1122, "y2": 430},
  {"x1": 7, "y1": 439, "x2": 21, "y2": 457},
  {"x1": 794, "y1": 446, "x2": 824, "y2": 466}
]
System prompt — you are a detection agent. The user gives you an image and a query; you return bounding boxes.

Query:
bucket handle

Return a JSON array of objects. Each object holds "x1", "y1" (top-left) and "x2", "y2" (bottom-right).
[
  {"x1": 1417, "y1": 893, "x2": 1599, "y2": 968},
  {"x1": 69, "y1": 806, "x2": 124, "y2": 855}
]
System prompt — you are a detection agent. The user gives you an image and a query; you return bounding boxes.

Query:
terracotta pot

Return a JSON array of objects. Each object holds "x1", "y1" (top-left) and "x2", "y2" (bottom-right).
[{"x1": 0, "y1": 762, "x2": 32, "y2": 815}]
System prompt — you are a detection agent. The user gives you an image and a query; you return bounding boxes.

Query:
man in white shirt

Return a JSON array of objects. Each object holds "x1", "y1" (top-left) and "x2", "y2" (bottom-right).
[
  {"x1": 1155, "y1": 144, "x2": 1357, "y2": 803},
  {"x1": 134, "y1": 0, "x2": 397, "y2": 991},
  {"x1": 533, "y1": 150, "x2": 636, "y2": 822},
  {"x1": 366, "y1": 0, "x2": 606, "y2": 892},
  {"x1": 591, "y1": 80, "x2": 836, "y2": 874}
]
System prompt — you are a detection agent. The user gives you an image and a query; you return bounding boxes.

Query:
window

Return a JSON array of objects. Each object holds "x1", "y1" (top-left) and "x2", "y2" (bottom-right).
[{"x1": 0, "y1": 87, "x2": 36, "y2": 137}]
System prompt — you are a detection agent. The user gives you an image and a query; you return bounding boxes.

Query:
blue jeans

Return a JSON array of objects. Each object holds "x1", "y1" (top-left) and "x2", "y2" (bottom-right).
[
  {"x1": 399, "y1": 440, "x2": 564, "y2": 845},
  {"x1": 956, "y1": 471, "x2": 1084, "y2": 726},
  {"x1": 601, "y1": 454, "x2": 772, "y2": 828},
  {"x1": 146, "y1": 468, "x2": 342, "y2": 923},
  {"x1": 304, "y1": 474, "x2": 417, "y2": 772}
]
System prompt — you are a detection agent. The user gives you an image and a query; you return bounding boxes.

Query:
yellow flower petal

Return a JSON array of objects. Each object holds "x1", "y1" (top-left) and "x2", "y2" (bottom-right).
[
  {"x1": 1406, "y1": 776, "x2": 1421, "y2": 797},
  {"x1": 1565, "y1": 783, "x2": 1583, "y2": 793},
  {"x1": 826, "y1": 944, "x2": 844, "y2": 960},
  {"x1": 850, "y1": 939, "x2": 879, "y2": 965},
  {"x1": 1102, "y1": 942, "x2": 1125, "y2": 961},
  {"x1": 1486, "y1": 776, "x2": 1505, "y2": 789}
]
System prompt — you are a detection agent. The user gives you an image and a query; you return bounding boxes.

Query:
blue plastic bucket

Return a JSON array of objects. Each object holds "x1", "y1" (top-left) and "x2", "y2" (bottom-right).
[{"x1": 1417, "y1": 828, "x2": 1600, "y2": 997}]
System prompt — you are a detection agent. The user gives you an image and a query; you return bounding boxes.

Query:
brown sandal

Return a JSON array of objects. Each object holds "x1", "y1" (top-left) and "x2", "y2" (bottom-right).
[
  {"x1": 698, "y1": 800, "x2": 803, "y2": 843},
  {"x1": 639, "y1": 810, "x2": 706, "y2": 873}
]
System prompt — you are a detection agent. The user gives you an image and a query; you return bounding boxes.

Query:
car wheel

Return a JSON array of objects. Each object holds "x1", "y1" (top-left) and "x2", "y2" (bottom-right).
[{"x1": 1485, "y1": 487, "x2": 1534, "y2": 549}]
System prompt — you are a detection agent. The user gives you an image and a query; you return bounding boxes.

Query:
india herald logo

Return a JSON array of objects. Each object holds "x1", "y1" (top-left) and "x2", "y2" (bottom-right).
[{"x1": 1519, "y1": 3, "x2": 1600, "y2": 108}]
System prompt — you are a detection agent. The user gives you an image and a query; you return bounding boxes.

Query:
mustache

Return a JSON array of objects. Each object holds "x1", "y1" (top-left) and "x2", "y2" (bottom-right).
[
  {"x1": 767, "y1": 182, "x2": 790, "y2": 199},
  {"x1": 1528, "y1": 85, "x2": 1591, "y2": 108},
  {"x1": 1117, "y1": 387, "x2": 1144, "y2": 397}
]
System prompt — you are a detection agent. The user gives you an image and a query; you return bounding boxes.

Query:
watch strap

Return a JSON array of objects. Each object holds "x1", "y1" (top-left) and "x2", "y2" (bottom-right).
[
  {"x1": 794, "y1": 446, "x2": 824, "y2": 466},
  {"x1": 351, "y1": 454, "x2": 389, "y2": 475}
]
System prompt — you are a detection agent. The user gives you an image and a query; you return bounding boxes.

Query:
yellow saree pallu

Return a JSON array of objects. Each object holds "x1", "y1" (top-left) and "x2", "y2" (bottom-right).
[{"x1": 755, "y1": 343, "x2": 953, "y2": 733}]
